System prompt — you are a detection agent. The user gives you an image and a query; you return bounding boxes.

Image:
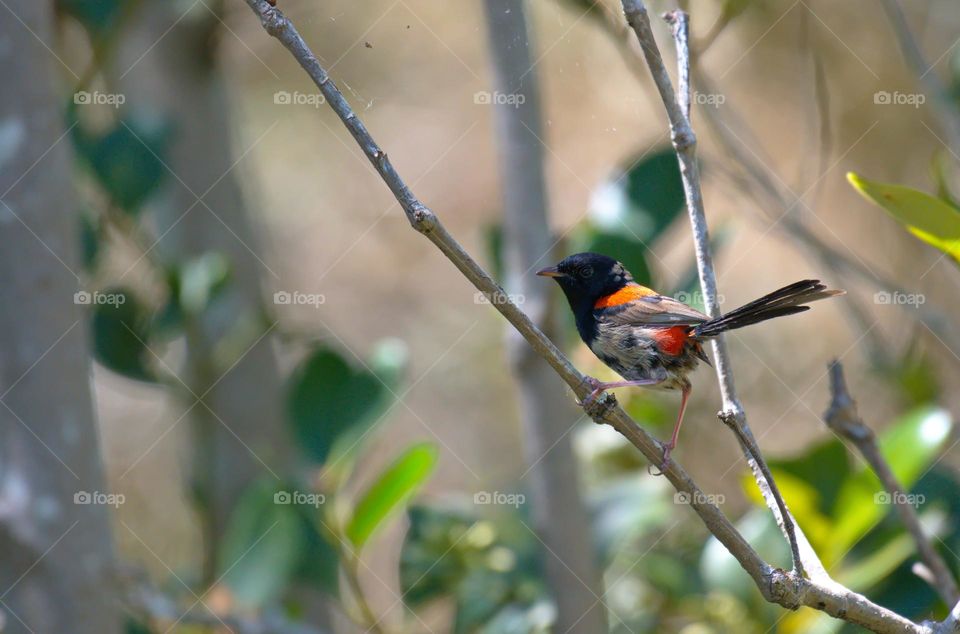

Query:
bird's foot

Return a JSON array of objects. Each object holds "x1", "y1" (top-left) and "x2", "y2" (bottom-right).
[
  {"x1": 577, "y1": 376, "x2": 615, "y2": 417},
  {"x1": 647, "y1": 443, "x2": 673, "y2": 477}
]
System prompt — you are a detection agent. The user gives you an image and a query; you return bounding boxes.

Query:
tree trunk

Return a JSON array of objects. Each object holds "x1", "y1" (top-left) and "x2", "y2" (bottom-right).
[
  {"x1": 482, "y1": 2, "x2": 607, "y2": 631},
  {"x1": 0, "y1": 2, "x2": 121, "y2": 633}
]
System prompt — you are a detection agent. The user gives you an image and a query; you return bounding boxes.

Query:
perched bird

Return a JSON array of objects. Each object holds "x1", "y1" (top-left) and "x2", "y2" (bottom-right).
[{"x1": 537, "y1": 252, "x2": 843, "y2": 469}]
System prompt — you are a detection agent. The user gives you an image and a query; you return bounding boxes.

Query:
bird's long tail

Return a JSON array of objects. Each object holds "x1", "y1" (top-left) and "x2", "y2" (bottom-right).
[{"x1": 692, "y1": 280, "x2": 844, "y2": 339}]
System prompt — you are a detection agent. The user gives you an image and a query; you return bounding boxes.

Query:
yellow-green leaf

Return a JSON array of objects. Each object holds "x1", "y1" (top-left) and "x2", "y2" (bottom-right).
[
  {"x1": 346, "y1": 443, "x2": 438, "y2": 549},
  {"x1": 847, "y1": 172, "x2": 960, "y2": 263}
]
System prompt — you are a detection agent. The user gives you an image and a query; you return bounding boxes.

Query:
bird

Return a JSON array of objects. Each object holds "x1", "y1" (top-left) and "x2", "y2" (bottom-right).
[{"x1": 537, "y1": 252, "x2": 844, "y2": 470}]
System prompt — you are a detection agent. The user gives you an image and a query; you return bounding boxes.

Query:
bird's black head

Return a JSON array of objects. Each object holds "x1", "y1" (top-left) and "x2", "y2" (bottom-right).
[{"x1": 536, "y1": 252, "x2": 633, "y2": 318}]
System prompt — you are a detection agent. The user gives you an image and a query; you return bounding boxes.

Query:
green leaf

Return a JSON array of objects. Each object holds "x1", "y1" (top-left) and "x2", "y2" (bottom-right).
[
  {"x1": 346, "y1": 443, "x2": 438, "y2": 549},
  {"x1": 828, "y1": 407, "x2": 952, "y2": 563},
  {"x1": 590, "y1": 148, "x2": 686, "y2": 243},
  {"x1": 847, "y1": 172, "x2": 960, "y2": 263},
  {"x1": 219, "y1": 480, "x2": 306, "y2": 608},
  {"x1": 286, "y1": 346, "x2": 391, "y2": 464},
  {"x1": 90, "y1": 287, "x2": 156, "y2": 382},
  {"x1": 57, "y1": 0, "x2": 125, "y2": 35},
  {"x1": 74, "y1": 115, "x2": 172, "y2": 213}
]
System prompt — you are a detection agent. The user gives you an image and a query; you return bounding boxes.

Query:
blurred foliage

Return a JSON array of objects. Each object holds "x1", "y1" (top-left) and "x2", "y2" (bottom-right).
[
  {"x1": 400, "y1": 503, "x2": 550, "y2": 633},
  {"x1": 848, "y1": 172, "x2": 960, "y2": 265}
]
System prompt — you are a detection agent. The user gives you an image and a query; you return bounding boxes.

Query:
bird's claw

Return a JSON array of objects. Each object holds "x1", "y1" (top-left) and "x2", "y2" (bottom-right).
[
  {"x1": 577, "y1": 377, "x2": 615, "y2": 418},
  {"x1": 647, "y1": 445, "x2": 672, "y2": 477}
]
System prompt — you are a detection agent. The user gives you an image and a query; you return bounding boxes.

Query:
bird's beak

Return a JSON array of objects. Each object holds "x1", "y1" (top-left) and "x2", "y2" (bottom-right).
[{"x1": 536, "y1": 266, "x2": 566, "y2": 278}]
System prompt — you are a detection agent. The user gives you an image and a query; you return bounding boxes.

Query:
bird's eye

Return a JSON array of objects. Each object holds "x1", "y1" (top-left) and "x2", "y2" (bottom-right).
[{"x1": 578, "y1": 266, "x2": 594, "y2": 278}]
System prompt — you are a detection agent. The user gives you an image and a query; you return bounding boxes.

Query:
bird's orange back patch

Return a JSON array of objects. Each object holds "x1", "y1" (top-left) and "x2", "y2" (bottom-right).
[
  {"x1": 593, "y1": 284, "x2": 658, "y2": 309},
  {"x1": 652, "y1": 326, "x2": 690, "y2": 356}
]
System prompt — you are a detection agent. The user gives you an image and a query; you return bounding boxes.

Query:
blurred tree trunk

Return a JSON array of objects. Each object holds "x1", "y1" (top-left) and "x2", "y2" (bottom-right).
[
  {"x1": 482, "y1": 2, "x2": 607, "y2": 632},
  {"x1": 0, "y1": 2, "x2": 121, "y2": 633},
  {"x1": 114, "y1": 2, "x2": 332, "y2": 621}
]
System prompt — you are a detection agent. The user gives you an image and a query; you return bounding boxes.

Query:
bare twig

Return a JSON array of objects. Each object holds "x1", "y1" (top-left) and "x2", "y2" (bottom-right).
[
  {"x1": 824, "y1": 361, "x2": 959, "y2": 606},
  {"x1": 620, "y1": 0, "x2": 808, "y2": 579},
  {"x1": 238, "y1": 1, "x2": 937, "y2": 631}
]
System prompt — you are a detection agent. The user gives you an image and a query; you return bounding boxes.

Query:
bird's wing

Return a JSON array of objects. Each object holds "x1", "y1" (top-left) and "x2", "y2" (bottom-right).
[{"x1": 597, "y1": 294, "x2": 710, "y2": 327}]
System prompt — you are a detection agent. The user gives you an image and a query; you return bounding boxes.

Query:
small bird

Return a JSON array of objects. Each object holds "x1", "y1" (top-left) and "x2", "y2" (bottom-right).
[{"x1": 537, "y1": 252, "x2": 843, "y2": 469}]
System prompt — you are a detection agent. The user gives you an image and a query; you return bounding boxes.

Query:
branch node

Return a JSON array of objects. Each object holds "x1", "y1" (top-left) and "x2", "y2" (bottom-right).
[{"x1": 410, "y1": 204, "x2": 437, "y2": 233}]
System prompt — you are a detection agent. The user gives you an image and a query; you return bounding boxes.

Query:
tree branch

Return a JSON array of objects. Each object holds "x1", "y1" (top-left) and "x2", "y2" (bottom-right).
[
  {"x1": 619, "y1": 0, "x2": 810, "y2": 579},
  {"x1": 824, "y1": 361, "x2": 959, "y2": 606},
  {"x1": 237, "y1": 1, "x2": 936, "y2": 631},
  {"x1": 481, "y1": 1, "x2": 606, "y2": 631}
]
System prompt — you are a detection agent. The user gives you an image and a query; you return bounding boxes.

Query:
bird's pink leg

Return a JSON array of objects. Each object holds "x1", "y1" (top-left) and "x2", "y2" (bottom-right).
[
  {"x1": 580, "y1": 376, "x2": 662, "y2": 406},
  {"x1": 658, "y1": 384, "x2": 691, "y2": 471}
]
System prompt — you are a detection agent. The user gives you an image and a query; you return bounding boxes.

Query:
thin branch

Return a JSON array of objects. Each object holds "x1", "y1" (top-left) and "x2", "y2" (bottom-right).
[
  {"x1": 621, "y1": 0, "x2": 808, "y2": 579},
  {"x1": 824, "y1": 361, "x2": 959, "y2": 606},
  {"x1": 238, "y1": 1, "x2": 935, "y2": 631}
]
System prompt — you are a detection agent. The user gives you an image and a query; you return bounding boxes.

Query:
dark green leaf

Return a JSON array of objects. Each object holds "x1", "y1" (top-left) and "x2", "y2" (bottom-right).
[
  {"x1": 90, "y1": 287, "x2": 156, "y2": 382},
  {"x1": 57, "y1": 0, "x2": 125, "y2": 34},
  {"x1": 590, "y1": 148, "x2": 686, "y2": 244},
  {"x1": 346, "y1": 443, "x2": 438, "y2": 549},
  {"x1": 219, "y1": 480, "x2": 306, "y2": 608},
  {"x1": 74, "y1": 115, "x2": 172, "y2": 213},
  {"x1": 287, "y1": 346, "x2": 393, "y2": 464}
]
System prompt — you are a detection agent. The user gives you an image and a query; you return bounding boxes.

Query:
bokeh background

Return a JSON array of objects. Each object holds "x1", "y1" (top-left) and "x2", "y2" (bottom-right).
[{"x1": 3, "y1": 0, "x2": 960, "y2": 632}]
